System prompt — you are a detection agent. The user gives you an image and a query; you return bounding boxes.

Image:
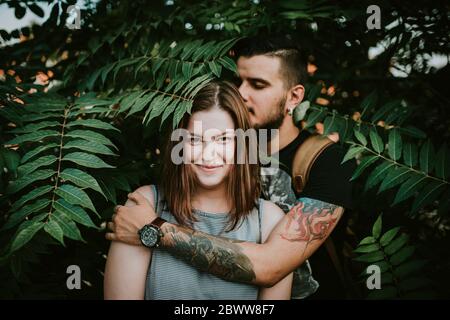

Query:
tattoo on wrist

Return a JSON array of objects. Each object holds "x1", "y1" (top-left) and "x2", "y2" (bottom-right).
[
  {"x1": 160, "y1": 224, "x2": 256, "y2": 283},
  {"x1": 281, "y1": 198, "x2": 341, "y2": 244}
]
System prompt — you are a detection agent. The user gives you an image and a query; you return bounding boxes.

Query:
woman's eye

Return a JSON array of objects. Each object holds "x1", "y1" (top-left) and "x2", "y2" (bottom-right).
[
  {"x1": 190, "y1": 137, "x2": 202, "y2": 145},
  {"x1": 217, "y1": 136, "x2": 232, "y2": 143}
]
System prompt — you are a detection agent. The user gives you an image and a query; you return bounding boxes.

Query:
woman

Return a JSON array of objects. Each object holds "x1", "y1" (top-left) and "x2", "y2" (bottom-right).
[{"x1": 104, "y1": 81, "x2": 292, "y2": 299}]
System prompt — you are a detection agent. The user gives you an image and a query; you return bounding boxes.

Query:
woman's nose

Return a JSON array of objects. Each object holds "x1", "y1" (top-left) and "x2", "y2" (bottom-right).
[{"x1": 202, "y1": 141, "x2": 216, "y2": 162}]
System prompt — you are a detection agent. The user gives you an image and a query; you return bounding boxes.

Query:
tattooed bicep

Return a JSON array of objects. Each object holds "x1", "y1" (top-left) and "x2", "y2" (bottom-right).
[{"x1": 280, "y1": 198, "x2": 343, "y2": 243}]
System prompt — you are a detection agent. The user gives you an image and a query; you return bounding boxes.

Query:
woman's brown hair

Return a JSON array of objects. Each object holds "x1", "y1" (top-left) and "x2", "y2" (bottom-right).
[{"x1": 161, "y1": 80, "x2": 260, "y2": 231}]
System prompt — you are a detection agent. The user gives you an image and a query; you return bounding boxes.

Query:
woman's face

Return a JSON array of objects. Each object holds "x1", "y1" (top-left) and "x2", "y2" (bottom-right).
[{"x1": 184, "y1": 107, "x2": 236, "y2": 190}]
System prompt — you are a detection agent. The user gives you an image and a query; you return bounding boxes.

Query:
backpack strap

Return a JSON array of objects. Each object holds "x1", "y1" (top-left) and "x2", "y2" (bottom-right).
[{"x1": 291, "y1": 134, "x2": 334, "y2": 194}]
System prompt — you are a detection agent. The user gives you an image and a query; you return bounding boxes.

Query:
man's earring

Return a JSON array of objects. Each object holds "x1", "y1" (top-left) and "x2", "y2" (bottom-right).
[{"x1": 287, "y1": 107, "x2": 293, "y2": 116}]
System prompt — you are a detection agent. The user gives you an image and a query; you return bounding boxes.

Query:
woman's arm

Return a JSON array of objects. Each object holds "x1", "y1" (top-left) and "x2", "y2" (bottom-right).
[
  {"x1": 258, "y1": 200, "x2": 293, "y2": 300},
  {"x1": 103, "y1": 186, "x2": 155, "y2": 299}
]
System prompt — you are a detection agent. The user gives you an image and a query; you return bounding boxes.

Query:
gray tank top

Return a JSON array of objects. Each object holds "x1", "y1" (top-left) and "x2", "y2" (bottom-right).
[{"x1": 145, "y1": 185, "x2": 263, "y2": 300}]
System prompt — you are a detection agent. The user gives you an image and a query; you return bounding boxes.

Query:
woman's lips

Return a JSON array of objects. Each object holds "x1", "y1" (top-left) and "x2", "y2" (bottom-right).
[{"x1": 196, "y1": 164, "x2": 223, "y2": 172}]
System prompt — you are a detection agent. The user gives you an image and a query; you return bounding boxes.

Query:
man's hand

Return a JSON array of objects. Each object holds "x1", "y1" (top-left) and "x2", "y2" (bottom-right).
[{"x1": 105, "y1": 192, "x2": 157, "y2": 245}]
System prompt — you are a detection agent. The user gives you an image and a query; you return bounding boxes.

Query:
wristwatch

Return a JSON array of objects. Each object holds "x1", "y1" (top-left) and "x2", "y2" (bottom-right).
[{"x1": 138, "y1": 217, "x2": 166, "y2": 248}]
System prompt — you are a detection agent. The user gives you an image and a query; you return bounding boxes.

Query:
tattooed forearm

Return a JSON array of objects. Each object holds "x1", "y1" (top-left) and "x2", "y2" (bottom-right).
[
  {"x1": 159, "y1": 224, "x2": 256, "y2": 283},
  {"x1": 281, "y1": 198, "x2": 341, "y2": 244}
]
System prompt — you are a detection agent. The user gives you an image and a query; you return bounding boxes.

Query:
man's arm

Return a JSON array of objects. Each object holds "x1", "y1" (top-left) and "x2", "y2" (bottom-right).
[{"x1": 106, "y1": 193, "x2": 343, "y2": 287}]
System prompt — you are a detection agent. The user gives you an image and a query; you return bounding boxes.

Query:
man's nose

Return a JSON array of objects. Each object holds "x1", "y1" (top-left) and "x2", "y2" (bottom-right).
[{"x1": 238, "y1": 82, "x2": 249, "y2": 103}]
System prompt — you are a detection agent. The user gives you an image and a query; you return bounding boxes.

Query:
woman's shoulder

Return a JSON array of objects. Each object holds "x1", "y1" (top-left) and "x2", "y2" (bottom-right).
[
  {"x1": 259, "y1": 199, "x2": 284, "y2": 220},
  {"x1": 258, "y1": 199, "x2": 285, "y2": 241},
  {"x1": 131, "y1": 184, "x2": 158, "y2": 207}
]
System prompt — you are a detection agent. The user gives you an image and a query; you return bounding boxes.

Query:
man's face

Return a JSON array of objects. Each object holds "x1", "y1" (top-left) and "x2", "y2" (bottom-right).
[{"x1": 237, "y1": 55, "x2": 288, "y2": 130}]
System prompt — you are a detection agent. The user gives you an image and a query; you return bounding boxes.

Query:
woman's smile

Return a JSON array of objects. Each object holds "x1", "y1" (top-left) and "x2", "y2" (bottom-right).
[{"x1": 196, "y1": 164, "x2": 224, "y2": 173}]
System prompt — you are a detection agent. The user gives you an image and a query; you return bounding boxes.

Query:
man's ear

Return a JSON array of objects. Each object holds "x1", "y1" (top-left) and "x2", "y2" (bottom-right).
[{"x1": 287, "y1": 84, "x2": 305, "y2": 110}]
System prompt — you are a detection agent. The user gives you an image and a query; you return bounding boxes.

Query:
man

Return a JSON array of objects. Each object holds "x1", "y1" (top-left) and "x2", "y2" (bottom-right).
[{"x1": 106, "y1": 36, "x2": 355, "y2": 298}]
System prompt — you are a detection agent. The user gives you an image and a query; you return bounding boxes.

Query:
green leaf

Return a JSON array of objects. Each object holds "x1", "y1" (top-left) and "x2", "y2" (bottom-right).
[
  {"x1": 369, "y1": 128, "x2": 384, "y2": 153},
  {"x1": 208, "y1": 61, "x2": 222, "y2": 77},
  {"x1": 218, "y1": 56, "x2": 237, "y2": 73},
  {"x1": 66, "y1": 119, "x2": 120, "y2": 132},
  {"x1": 351, "y1": 156, "x2": 378, "y2": 181},
  {"x1": 365, "y1": 162, "x2": 395, "y2": 191},
  {"x1": 380, "y1": 227, "x2": 401, "y2": 247},
  {"x1": 360, "y1": 90, "x2": 378, "y2": 119},
  {"x1": 52, "y1": 211, "x2": 83, "y2": 241},
  {"x1": 371, "y1": 100, "x2": 400, "y2": 123},
  {"x1": 17, "y1": 155, "x2": 57, "y2": 176},
  {"x1": 353, "y1": 243, "x2": 380, "y2": 254},
  {"x1": 98, "y1": 179, "x2": 117, "y2": 204},
  {"x1": 44, "y1": 219, "x2": 65, "y2": 245},
  {"x1": 341, "y1": 146, "x2": 365, "y2": 164},
  {"x1": 359, "y1": 236, "x2": 376, "y2": 245},
  {"x1": 293, "y1": 100, "x2": 310, "y2": 123},
  {"x1": 172, "y1": 100, "x2": 190, "y2": 129},
  {"x1": 60, "y1": 168, "x2": 105, "y2": 198},
  {"x1": 20, "y1": 143, "x2": 58, "y2": 164},
  {"x1": 182, "y1": 62, "x2": 193, "y2": 79},
  {"x1": 403, "y1": 143, "x2": 418, "y2": 168},
  {"x1": 390, "y1": 245, "x2": 415, "y2": 265},
  {"x1": 398, "y1": 126, "x2": 426, "y2": 139},
  {"x1": 304, "y1": 108, "x2": 326, "y2": 129},
  {"x1": 388, "y1": 128, "x2": 402, "y2": 161},
  {"x1": 394, "y1": 260, "x2": 427, "y2": 280},
  {"x1": 65, "y1": 130, "x2": 116, "y2": 148},
  {"x1": 55, "y1": 184, "x2": 98, "y2": 216},
  {"x1": 9, "y1": 121, "x2": 60, "y2": 134},
  {"x1": 6, "y1": 169, "x2": 55, "y2": 194},
  {"x1": 10, "y1": 185, "x2": 53, "y2": 212},
  {"x1": 10, "y1": 221, "x2": 45, "y2": 253},
  {"x1": 2, "y1": 148, "x2": 21, "y2": 173},
  {"x1": 372, "y1": 214, "x2": 383, "y2": 239},
  {"x1": 323, "y1": 112, "x2": 338, "y2": 135},
  {"x1": 146, "y1": 96, "x2": 173, "y2": 124},
  {"x1": 385, "y1": 233, "x2": 409, "y2": 256},
  {"x1": 62, "y1": 152, "x2": 114, "y2": 169},
  {"x1": 6, "y1": 130, "x2": 60, "y2": 145},
  {"x1": 127, "y1": 92, "x2": 157, "y2": 117},
  {"x1": 63, "y1": 139, "x2": 117, "y2": 156},
  {"x1": 119, "y1": 91, "x2": 145, "y2": 113},
  {"x1": 435, "y1": 144, "x2": 449, "y2": 180},
  {"x1": 1, "y1": 198, "x2": 51, "y2": 231},
  {"x1": 353, "y1": 128, "x2": 367, "y2": 146},
  {"x1": 392, "y1": 175, "x2": 428, "y2": 205},
  {"x1": 53, "y1": 199, "x2": 97, "y2": 228},
  {"x1": 377, "y1": 166, "x2": 410, "y2": 194},
  {"x1": 411, "y1": 181, "x2": 446, "y2": 214},
  {"x1": 419, "y1": 140, "x2": 435, "y2": 174},
  {"x1": 353, "y1": 251, "x2": 384, "y2": 263}
]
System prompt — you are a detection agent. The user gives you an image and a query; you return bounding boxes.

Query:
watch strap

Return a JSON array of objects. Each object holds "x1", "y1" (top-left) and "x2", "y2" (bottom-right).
[{"x1": 150, "y1": 217, "x2": 166, "y2": 228}]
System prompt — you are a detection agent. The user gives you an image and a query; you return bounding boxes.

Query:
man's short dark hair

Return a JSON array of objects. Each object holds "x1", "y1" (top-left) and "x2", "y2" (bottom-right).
[{"x1": 233, "y1": 35, "x2": 307, "y2": 89}]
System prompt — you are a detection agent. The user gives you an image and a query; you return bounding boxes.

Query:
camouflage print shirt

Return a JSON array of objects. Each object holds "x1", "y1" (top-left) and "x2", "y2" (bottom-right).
[{"x1": 260, "y1": 166, "x2": 319, "y2": 299}]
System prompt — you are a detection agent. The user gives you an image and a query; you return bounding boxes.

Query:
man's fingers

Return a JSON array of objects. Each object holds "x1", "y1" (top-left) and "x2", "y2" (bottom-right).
[
  {"x1": 107, "y1": 222, "x2": 115, "y2": 232},
  {"x1": 105, "y1": 232, "x2": 117, "y2": 241}
]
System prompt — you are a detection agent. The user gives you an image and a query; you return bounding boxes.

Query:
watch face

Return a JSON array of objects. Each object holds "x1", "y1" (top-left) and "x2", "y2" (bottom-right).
[{"x1": 139, "y1": 225, "x2": 159, "y2": 247}]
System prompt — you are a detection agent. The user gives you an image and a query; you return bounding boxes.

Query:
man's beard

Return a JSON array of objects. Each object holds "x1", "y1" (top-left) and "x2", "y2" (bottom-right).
[{"x1": 253, "y1": 95, "x2": 287, "y2": 131}]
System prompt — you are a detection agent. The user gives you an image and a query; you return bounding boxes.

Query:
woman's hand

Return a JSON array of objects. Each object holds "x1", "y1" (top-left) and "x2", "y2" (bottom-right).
[{"x1": 105, "y1": 192, "x2": 157, "y2": 246}]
